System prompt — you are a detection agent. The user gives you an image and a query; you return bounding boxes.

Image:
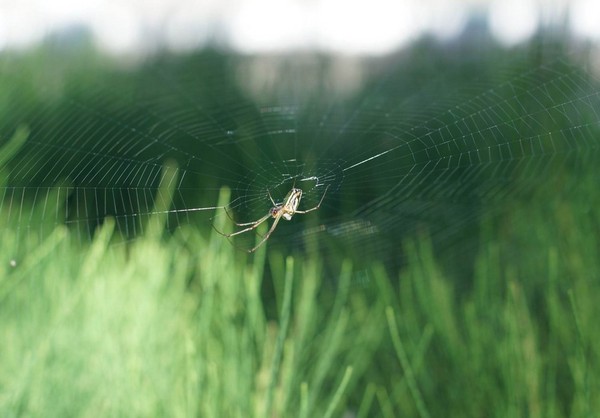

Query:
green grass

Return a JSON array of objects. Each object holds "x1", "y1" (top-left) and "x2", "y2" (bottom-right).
[
  {"x1": 0, "y1": 175, "x2": 385, "y2": 417},
  {"x1": 1, "y1": 140, "x2": 599, "y2": 416}
]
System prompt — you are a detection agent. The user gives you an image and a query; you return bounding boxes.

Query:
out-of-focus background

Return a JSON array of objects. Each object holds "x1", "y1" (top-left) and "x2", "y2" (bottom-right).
[
  {"x1": 1, "y1": 1, "x2": 600, "y2": 417},
  {"x1": 1, "y1": 0, "x2": 599, "y2": 54}
]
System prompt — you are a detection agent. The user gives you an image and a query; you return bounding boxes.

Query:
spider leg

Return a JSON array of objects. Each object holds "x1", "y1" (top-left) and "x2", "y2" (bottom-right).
[
  {"x1": 223, "y1": 206, "x2": 265, "y2": 227},
  {"x1": 267, "y1": 189, "x2": 279, "y2": 207},
  {"x1": 248, "y1": 210, "x2": 284, "y2": 253},
  {"x1": 293, "y1": 184, "x2": 330, "y2": 214},
  {"x1": 212, "y1": 212, "x2": 271, "y2": 238}
]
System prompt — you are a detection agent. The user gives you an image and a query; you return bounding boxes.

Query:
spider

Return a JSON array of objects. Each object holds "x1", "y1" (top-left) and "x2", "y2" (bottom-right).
[{"x1": 214, "y1": 185, "x2": 330, "y2": 253}]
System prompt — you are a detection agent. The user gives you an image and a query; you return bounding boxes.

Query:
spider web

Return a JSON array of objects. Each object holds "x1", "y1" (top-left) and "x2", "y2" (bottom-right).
[{"x1": 1, "y1": 38, "x2": 600, "y2": 273}]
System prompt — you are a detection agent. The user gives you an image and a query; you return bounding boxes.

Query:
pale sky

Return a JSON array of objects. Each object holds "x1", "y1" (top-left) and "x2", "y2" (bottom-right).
[{"x1": 0, "y1": 0, "x2": 596, "y2": 56}]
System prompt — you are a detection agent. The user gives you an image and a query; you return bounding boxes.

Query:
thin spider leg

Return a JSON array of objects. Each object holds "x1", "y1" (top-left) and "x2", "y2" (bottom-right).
[
  {"x1": 267, "y1": 189, "x2": 278, "y2": 207},
  {"x1": 212, "y1": 212, "x2": 271, "y2": 238},
  {"x1": 248, "y1": 210, "x2": 284, "y2": 253},
  {"x1": 223, "y1": 206, "x2": 264, "y2": 227},
  {"x1": 293, "y1": 185, "x2": 330, "y2": 214}
]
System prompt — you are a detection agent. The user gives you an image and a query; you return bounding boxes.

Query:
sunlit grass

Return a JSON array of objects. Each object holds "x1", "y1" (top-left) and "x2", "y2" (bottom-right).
[
  {"x1": 1, "y1": 135, "x2": 599, "y2": 416},
  {"x1": 0, "y1": 181, "x2": 384, "y2": 417}
]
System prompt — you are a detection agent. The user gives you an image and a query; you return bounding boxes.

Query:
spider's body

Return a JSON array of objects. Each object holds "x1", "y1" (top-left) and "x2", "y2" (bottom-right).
[
  {"x1": 272, "y1": 188, "x2": 302, "y2": 220},
  {"x1": 214, "y1": 185, "x2": 328, "y2": 253}
]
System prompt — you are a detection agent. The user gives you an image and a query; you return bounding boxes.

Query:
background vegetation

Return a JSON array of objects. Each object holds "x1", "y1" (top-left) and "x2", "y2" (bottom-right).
[{"x1": 1, "y1": 32, "x2": 599, "y2": 416}]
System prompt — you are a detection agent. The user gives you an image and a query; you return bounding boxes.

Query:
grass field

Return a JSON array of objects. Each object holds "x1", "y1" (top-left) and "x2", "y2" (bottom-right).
[
  {"x1": 1, "y1": 45, "x2": 600, "y2": 416},
  {"x1": 1, "y1": 155, "x2": 599, "y2": 417}
]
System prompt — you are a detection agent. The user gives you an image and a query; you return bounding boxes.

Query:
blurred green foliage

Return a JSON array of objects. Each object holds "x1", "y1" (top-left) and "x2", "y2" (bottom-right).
[
  {"x1": 1, "y1": 157, "x2": 599, "y2": 416},
  {"x1": 1, "y1": 34, "x2": 600, "y2": 416}
]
